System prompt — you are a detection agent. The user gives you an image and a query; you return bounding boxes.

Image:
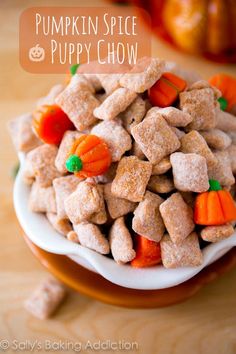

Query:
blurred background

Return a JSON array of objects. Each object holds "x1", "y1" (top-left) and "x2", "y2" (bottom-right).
[{"x1": 0, "y1": 0, "x2": 235, "y2": 353}]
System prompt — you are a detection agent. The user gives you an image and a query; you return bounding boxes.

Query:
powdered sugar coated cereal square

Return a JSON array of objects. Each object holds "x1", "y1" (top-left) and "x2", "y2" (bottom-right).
[
  {"x1": 132, "y1": 191, "x2": 165, "y2": 242},
  {"x1": 179, "y1": 86, "x2": 217, "y2": 130},
  {"x1": 25, "y1": 144, "x2": 61, "y2": 187},
  {"x1": 159, "y1": 192, "x2": 195, "y2": 244},
  {"x1": 55, "y1": 85, "x2": 99, "y2": 131},
  {"x1": 73, "y1": 222, "x2": 110, "y2": 254},
  {"x1": 200, "y1": 129, "x2": 232, "y2": 151},
  {"x1": 131, "y1": 108, "x2": 180, "y2": 164},
  {"x1": 111, "y1": 156, "x2": 152, "y2": 202},
  {"x1": 180, "y1": 130, "x2": 217, "y2": 169},
  {"x1": 160, "y1": 233, "x2": 203, "y2": 268},
  {"x1": 208, "y1": 150, "x2": 235, "y2": 187},
  {"x1": 24, "y1": 276, "x2": 66, "y2": 319},
  {"x1": 64, "y1": 181, "x2": 105, "y2": 224},
  {"x1": 157, "y1": 107, "x2": 192, "y2": 127},
  {"x1": 91, "y1": 119, "x2": 132, "y2": 162},
  {"x1": 29, "y1": 182, "x2": 56, "y2": 213},
  {"x1": 109, "y1": 217, "x2": 136, "y2": 264},
  {"x1": 120, "y1": 96, "x2": 147, "y2": 133},
  {"x1": 96, "y1": 73, "x2": 122, "y2": 94},
  {"x1": 93, "y1": 87, "x2": 137, "y2": 121},
  {"x1": 147, "y1": 175, "x2": 174, "y2": 194},
  {"x1": 46, "y1": 213, "x2": 72, "y2": 236},
  {"x1": 8, "y1": 113, "x2": 41, "y2": 153},
  {"x1": 89, "y1": 185, "x2": 107, "y2": 225},
  {"x1": 200, "y1": 224, "x2": 234, "y2": 242},
  {"x1": 53, "y1": 175, "x2": 82, "y2": 219},
  {"x1": 36, "y1": 84, "x2": 64, "y2": 107},
  {"x1": 170, "y1": 152, "x2": 209, "y2": 192},
  {"x1": 104, "y1": 183, "x2": 137, "y2": 219},
  {"x1": 152, "y1": 156, "x2": 171, "y2": 175},
  {"x1": 120, "y1": 57, "x2": 164, "y2": 93}
]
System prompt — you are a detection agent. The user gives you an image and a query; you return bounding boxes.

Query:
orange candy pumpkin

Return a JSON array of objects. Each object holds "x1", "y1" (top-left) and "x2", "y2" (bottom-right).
[
  {"x1": 209, "y1": 73, "x2": 236, "y2": 112},
  {"x1": 33, "y1": 104, "x2": 74, "y2": 145},
  {"x1": 149, "y1": 72, "x2": 187, "y2": 108},
  {"x1": 66, "y1": 135, "x2": 111, "y2": 178},
  {"x1": 131, "y1": 235, "x2": 162, "y2": 268},
  {"x1": 194, "y1": 179, "x2": 236, "y2": 226}
]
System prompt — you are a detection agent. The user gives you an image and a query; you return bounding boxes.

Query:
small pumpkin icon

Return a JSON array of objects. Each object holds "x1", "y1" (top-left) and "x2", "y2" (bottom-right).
[{"x1": 29, "y1": 44, "x2": 45, "y2": 62}]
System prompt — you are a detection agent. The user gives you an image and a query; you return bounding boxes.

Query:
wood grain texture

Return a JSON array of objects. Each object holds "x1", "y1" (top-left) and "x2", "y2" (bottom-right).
[{"x1": 0, "y1": 1, "x2": 236, "y2": 353}]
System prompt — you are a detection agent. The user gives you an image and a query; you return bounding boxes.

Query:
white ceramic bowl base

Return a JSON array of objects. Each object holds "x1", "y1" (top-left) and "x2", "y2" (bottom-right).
[{"x1": 14, "y1": 154, "x2": 236, "y2": 290}]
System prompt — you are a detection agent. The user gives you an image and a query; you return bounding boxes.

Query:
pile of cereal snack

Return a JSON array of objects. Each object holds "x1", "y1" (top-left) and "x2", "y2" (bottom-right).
[{"x1": 8, "y1": 57, "x2": 236, "y2": 269}]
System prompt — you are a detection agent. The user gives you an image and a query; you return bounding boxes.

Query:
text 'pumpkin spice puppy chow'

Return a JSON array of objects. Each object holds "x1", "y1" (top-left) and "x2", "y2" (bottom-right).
[
  {"x1": 111, "y1": 156, "x2": 152, "y2": 202},
  {"x1": 131, "y1": 108, "x2": 180, "y2": 164}
]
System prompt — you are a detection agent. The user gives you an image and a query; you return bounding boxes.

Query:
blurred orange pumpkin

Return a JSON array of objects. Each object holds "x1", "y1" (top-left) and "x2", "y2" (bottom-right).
[
  {"x1": 133, "y1": 0, "x2": 236, "y2": 63},
  {"x1": 163, "y1": 0, "x2": 236, "y2": 60}
]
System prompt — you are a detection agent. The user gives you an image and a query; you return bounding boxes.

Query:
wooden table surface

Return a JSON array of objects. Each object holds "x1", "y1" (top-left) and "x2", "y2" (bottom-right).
[{"x1": 1, "y1": 1, "x2": 236, "y2": 353}]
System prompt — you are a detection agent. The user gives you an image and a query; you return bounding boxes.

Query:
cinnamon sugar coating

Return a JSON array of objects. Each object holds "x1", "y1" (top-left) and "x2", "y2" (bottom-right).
[
  {"x1": 132, "y1": 191, "x2": 165, "y2": 242},
  {"x1": 160, "y1": 233, "x2": 203, "y2": 268},
  {"x1": 109, "y1": 217, "x2": 136, "y2": 264},
  {"x1": 131, "y1": 108, "x2": 180, "y2": 164},
  {"x1": 170, "y1": 152, "x2": 209, "y2": 192},
  {"x1": 111, "y1": 156, "x2": 152, "y2": 202},
  {"x1": 159, "y1": 192, "x2": 195, "y2": 244}
]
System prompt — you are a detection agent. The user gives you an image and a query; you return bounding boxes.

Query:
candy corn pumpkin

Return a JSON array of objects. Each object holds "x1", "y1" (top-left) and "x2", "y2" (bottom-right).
[
  {"x1": 209, "y1": 73, "x2": 236, "y2": 112},
  {"x1": 66, "y1": 134, "x2": 111, "y2": 178},
  {"x1": 194, "y1": 179, "x2": 236, "y2": 226},
  {"x1": 149, "y1": 72, "x2": 187, "y2": 107},
  {"x1": 33, "y1": 104, "x2": 74, "y2": 145},
  {"x1": 131, "y1": 234, "x2": 162, "y2": 268}
]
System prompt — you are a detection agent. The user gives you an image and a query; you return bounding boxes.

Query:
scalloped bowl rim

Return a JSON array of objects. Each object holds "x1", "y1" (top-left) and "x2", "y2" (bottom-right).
[{"x1": 13, "y1": 153, "x2": 236, "y2": 290}]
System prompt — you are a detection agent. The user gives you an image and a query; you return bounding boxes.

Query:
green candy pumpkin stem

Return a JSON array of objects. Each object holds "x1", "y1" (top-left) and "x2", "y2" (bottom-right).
[
  {"x1": 218, "y1": 97, "x2": 228, "y2": 111},
  {"x1": 70, "y1": 64, "x2": 80, "y2": 76},
  {"x1": 208, "y1": 179, "x2": 222, "y2": 192},
  {"x1": 66, "y1": 155, "x2": 83, "y2": 173}
]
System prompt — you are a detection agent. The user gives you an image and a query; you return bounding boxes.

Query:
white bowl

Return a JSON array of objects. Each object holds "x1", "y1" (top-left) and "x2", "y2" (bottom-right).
[{"x1": 14, "y1": 153, "x2": 236, "y2": 290}]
